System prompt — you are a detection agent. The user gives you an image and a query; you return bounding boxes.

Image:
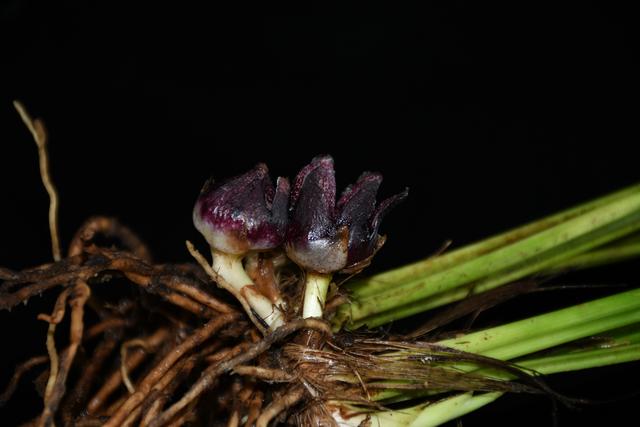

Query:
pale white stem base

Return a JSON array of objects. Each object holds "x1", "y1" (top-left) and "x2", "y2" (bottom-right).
[
  {"x1": 210, "y1": 249, "x2": 253, "y2": 293},
  {"x1": 211, "y1": 249, "x2": 284, "y2": 330},
  {"x1": 241, "y1": 286, "x2": 285, "y2": 329},
  {"x1": 302, "y1": 272, "x2": 333, "y2": 319},
  {"x1": 330, "y1": 406, "x2": 421, "y2": 427}
]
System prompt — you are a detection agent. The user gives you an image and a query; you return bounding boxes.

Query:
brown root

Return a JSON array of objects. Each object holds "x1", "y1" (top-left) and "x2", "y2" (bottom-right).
[
  {"x1": 38, "y1": 281, "x2": 91, "y2": 427},
  {"x1": 85, "y1": 328, "x2": 171, "y2": 416},
  {"x1": 0, "y1": 356, "x2": 48, "y2": 406},
  {"x1": 147, "y1": 318, "x2": 330, "y2": 427},
  {"x1": 233, "y1": 365, "x2": 295, "y2": 383},
  {"x1": 256, "y1": 385, "x2": 305, "y2": 427},
  {"x1": 68, "y1": 216, "x2": 152, "y2": 261},
  {"x1": 104, "y1": 314, "x2": 236, "y2": 427}
]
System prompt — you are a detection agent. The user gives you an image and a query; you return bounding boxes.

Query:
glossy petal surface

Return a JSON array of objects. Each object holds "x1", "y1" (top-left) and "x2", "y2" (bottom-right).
[
  {"x1": 194, "y1": 164, "x2": 289, "y2": 254},
  {"x1": 286, "y1": 156, "x2": 407, "y2": 273}
]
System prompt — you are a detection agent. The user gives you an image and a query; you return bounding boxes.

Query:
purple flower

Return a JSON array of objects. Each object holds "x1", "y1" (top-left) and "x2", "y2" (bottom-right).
[
  {"x1": 193, "y1": 164, "x2": 290, "y2": 255},
  {"x1": 285, "y1": 155, "x2": 408, "y2": 274}
]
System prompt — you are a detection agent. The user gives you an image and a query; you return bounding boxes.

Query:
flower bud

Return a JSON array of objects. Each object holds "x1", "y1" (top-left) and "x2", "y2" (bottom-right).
[
  {"x1": 193, "y1": 164, "x2": 290, "y2": 255},
  {"x1": 286, "y1": 155, "x2": 407, "y2": 274}
]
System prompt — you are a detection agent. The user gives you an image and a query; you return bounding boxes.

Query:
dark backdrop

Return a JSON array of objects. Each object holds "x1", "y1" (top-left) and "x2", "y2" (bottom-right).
[{"x1": 1, "y1": 1, "x2": 638, "y2": 425}]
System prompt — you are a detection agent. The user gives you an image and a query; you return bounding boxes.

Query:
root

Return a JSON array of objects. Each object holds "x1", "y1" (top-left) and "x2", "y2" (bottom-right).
[
  {"x1": 13, "y1": 100, "x2": 61, "y2": 262},
  {"x1": 120, "y1": 338, "x2": 153, "y2": 394},
  {"x1": 68, "y1": 216, "x2": 151, "y2": 261},
  {"x1": 121, "y1": 405, "x2": 144, "y2": 427},
  {"x1": 256, "y1": 385, "x2": 305, "y2": 427},
  {"x1": 0, "y1": 246, "x2": 235, "y2": 317},
  {"x1": 233, "y1": 365, "x2": 295, "y2": 383},
  {"x1": 0, "y1": 356, "x2": 48, "y2": 406},
  {"x1": 139, "y1": 355, "x2": 198, "y2": 427},
  {"x1": 148, "y1": 318, "x2": 330, "y2": 427},
  {"x1": 38, "y1": 281, "x2": 90, "y2": 427},
  {"x1": 162, "y1": 275, "x2": 238, "y2": 314},
  {"x1": 85, "y1": 328, "x2": 171, "y2": 416},
  {"x1": 38, "y1": 287, "x2": 72, "y2": 402},
  {"x1": 60, "y1": 334, "x2": 120, "y2": 425},
  {"x1": 104, "y1": 314, "x2": 236, "y2": 427},
  {"x1": 245, "y1": 390, "x2": 264, "y2": 427},
  {"x1": 84, "y1": 317, "x2": 129, "y2": 339},
  {"x1": 227, "y1": 409, "x2": 240, "y2": 427}
]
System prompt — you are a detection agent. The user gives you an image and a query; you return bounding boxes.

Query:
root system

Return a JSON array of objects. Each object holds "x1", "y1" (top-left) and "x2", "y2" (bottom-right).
[{"x1": 0, "y1": 216, "x2": 563, "y2": 426}]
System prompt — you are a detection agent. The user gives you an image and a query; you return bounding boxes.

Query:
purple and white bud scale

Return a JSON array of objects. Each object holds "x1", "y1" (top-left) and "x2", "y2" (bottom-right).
[{"x1": 193, "y1": 163, "x2": 289, "y2": 255}]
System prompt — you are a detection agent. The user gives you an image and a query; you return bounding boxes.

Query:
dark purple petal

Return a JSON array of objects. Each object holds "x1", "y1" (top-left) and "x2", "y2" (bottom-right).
[
  {"x1": 193, "y1": 163, "x2": 288, "y2": 254},
  {"x1": 270, "y1": 177, "x2": 290, "y2": 237},
  {"x1": 288, "y1": 155, "x2": 337, "y2": 241},
  {"x1": 370, "y1": 187, "x2": 409, "y2": 237},
  {"x1": 285, "y1": 156, "x2": 348, "y2": 273},
  {"x1": 336, "y1": 172, "x2": 384, "y2": 266},
  {"x1": 337, "y1": 172, "x2": 382, "y2": 227},
  {"x1": 285, "y1": 156, "x2": 407, "y2": 273},
  {"x1": 290, "y1": 155, "x2": 336, "y2": 213}
]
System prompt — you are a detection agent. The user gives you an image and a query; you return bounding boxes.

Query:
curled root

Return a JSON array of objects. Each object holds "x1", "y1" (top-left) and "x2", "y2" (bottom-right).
[
  {"x1": 104, "y1": 314, "x2": 236, "y2": 427},
  {"x1": 38, "y1": 281, "x2": 91, "y2": 427},
  {"x1": 0, "y1": 356, "x2": 48, "y2": 406},
  {"x1": 256, "y1": 386, "x2": 305, "y2": 427},
  {"x1": 68, "y1": 216, "x2": 152, "y2": 261}
]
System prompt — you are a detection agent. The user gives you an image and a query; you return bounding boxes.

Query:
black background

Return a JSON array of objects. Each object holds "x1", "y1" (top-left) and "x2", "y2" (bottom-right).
[{"x1": 1, "y1": 1, "x2": 639, "y2": 425}]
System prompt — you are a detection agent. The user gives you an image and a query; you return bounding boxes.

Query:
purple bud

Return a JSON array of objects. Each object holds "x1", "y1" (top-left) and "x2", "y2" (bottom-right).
[
  {"x1": 193, "y1": 164, "x2": 290, "y2": 255},
  {"x1": 286, "y1": 156, "x2": 408, "y2": 273},
  {"x1": 286, "y1": 155, "x2": 348, "y2": 273},
  {"x1": 339, "y1": 173, "x2": 409, "y2": 271}
]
